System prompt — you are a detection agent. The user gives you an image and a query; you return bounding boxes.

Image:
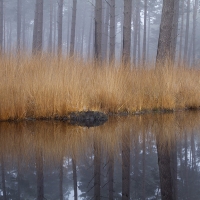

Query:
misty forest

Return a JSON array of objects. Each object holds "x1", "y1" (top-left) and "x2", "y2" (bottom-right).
[
  {"x1": 1, "y1": 1, "x2": 200, "y2": 200},
  {"x1": 0, "y1": 0, "x2": 199, "y2": 120}
]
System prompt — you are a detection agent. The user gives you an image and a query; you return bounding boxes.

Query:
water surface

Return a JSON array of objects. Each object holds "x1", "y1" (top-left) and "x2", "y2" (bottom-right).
[{"x1": 1, "y1": 111, "x2": 200, "y2": 199}]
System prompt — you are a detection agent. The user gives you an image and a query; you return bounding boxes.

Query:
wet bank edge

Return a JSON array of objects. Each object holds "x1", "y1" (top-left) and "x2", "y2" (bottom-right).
[{"x1": 3, "y1": 107, "x2": 200, "y2": 127}]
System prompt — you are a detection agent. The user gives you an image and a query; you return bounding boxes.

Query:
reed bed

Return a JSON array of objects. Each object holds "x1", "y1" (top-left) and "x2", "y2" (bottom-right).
[{"x1": 0, "y1": 54, "x2": 200, "y2": 120}]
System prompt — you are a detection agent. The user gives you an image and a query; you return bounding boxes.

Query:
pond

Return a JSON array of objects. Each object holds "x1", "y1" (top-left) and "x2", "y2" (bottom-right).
[{"x1": 0, "y1": 111, "x2": 200, "y2": 199}]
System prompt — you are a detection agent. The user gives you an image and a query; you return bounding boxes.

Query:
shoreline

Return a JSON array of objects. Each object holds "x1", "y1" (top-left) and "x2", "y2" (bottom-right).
[{"x1": 1, "y1": 107, "x2": 199, "y2": 127}]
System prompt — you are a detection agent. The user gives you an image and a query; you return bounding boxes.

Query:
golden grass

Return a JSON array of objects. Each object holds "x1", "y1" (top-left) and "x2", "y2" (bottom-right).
[{"x1": 0, "y1": 54, "x2": 200, "y2": 120}]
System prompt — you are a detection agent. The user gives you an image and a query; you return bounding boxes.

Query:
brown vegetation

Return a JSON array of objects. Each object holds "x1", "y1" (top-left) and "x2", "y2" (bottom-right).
[{"x1": 0, "y1": 54, "x2": 200, "y2": 120}]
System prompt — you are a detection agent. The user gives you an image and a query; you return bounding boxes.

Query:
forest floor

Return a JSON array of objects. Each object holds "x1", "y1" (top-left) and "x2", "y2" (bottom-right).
[{"x1": 0, "y1": 54, "x2": 200, "y2": 121}]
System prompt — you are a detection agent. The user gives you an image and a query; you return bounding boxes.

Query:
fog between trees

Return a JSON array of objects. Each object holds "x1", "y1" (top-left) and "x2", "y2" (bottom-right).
[{"x1": 0, "y1": 0, "x2": 199, "y2": 66}]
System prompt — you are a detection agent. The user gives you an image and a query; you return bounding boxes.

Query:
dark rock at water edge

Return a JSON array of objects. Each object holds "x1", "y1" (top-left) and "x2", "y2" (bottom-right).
[{"x1": 69, "y1": 111, "x2": 108, "y2": 127}]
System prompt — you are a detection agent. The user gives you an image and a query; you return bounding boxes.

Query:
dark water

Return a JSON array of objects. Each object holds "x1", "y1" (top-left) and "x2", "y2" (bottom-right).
[{"x1": 1, "y1": 112, "x2": 200, "y2": 200}]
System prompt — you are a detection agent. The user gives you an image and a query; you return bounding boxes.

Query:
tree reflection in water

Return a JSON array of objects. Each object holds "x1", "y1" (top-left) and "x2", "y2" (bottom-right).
[{"x1": 0, "y1": 112, "x2": 200, "y2": 199}]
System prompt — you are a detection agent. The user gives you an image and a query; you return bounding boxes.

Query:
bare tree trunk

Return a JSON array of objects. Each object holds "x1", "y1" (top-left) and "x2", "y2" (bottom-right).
[
  {"x1": 178, "y1": 0, "x2": 184, "y2": 66},
  {"x1": 183, "y1": 0, "x2": 190, "y2": 63},
  {"x1": 67, "y1": 1, "x2": 71, "y2": 54},
  {"x1": 22, "y1": 6, "x2": 26, "y2": 51},
  {"x1": 109, "y1": 0, "x2": 115, "y2": 63},
  {"x1": 53, "y1": 5, "x2": 57, "y2": 55},
  {"x1": 156, "y1": 0, "x2": 174, "y2": 66},
  {"x1": 192, "y1": 0, "x2": 198, "y2": 66},
  {"x1": 57, "y1": 0, "x2": 63, "y2": 56},
  {"x1": 48, "y1": 0, "x2": 53, "y2": 54},
  {"x1": 133, "y1": 0, "x2": 139, "y2": 66},
  {"x1": 147, "y1": 11, "x2": 151, "y2": 62},
  {"x1": 142, "y1": 0, "x2": 147, "y2": 66},
  {"x1": 94, "y1": 0, "x2": 102, "y2": 62},
  {"x1": 9, "y1": 20, "x2": 12, "y2": 52},
  {"x1": 0, "y1": 0, "x2": 3, "y2": 54},
  {"x1": 3, "y1": 15, "x2": 5, "y2": 53},
  {"x1": 170, "y1": 0, "x2": 179, "y2": 64},
  {"x1": 122, "y1": 0, "x2": 132, "y2": 65},
  {"x1": 72, "y1": 158, "x2": 78, "y2": 200},
  {"x1": 32, "y1": 0, "x2": 43, "y2": 54},
  {"x1": 88, "y1": 11, "x2": 94, "y2": 59},
  {"x1": 17, "y1": 0, "x2": 22, "y2": 52},
  {"x1": 102, "y1": 1, "x2": 109, "y2": 61},
  {"x1": 187, "y1": 34, "x2": 193, "y2": 66},
  {"x1": 70, "y1": 0, "x2": 77, "y2": 57},
  {"x1": 137, "y1": 16, "x2": 141, "y2": 66},
  {"x1": 36, "y1": 0, "x2": 43, "y2": 53},
  {"x1": 122, "y1": 132, "x2": 130, "y2": 200}
]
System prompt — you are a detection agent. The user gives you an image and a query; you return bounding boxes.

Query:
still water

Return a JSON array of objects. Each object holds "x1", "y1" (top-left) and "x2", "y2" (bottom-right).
[{"x1": 1, "y1": 111, "x2": 200, "y2": 200}]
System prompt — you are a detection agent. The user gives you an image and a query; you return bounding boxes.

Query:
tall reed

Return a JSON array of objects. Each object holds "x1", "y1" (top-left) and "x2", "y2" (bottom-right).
[{"x1": 0, "y1": 54, "x2": 200, "y2": 120}]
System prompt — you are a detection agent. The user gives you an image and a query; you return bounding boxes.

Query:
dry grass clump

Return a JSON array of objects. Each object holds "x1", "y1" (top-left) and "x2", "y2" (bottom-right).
[{"x1": 0, "y1": 54, "x2": 200, "y2": 120}]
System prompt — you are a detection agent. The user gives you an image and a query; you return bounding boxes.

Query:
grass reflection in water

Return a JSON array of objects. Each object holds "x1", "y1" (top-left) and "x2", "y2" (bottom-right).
[{"x1": 0, "y1": 112, "x2": 200, "y2": 199}]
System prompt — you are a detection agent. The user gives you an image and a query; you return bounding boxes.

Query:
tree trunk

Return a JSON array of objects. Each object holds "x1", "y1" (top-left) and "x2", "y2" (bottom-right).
[
  {"x1": 192, "y1": 0, "x2": 198, "y2": 66},
  {"x1": 142, "y1": 0, "x2": 147, "y2": 66},
  {"x1": 170, "y1": 0, "x2": 179, "y2": 64},
  {"x1": 133, "y1": 0, "x2": 139, "y2": 66},
  {"x1": 178, "y1": 0, "x2": 184, "y2": 66},
  {"x1": 102, "y1": 1, "x2": 109, "y2": 61},
  {"x1": 88, "y1": 9, "x2": 94, "y2": 59},
  {"x1": 183, "y1": 0, "x2": 190, "y2": 63},
  {"x1": 122, "y1": 132, "x2": 130, "y2": 200},
  {"x1": 70, "y1": 0, "x2": 77, "y2": 57},
  {"x1": 122, "y1": 0, "x2": 132, "y2": 66},
  {"x1": 109, "y1": 0, "x2": 115, "y2": 63},
  {"x1": 147, "y1": 11, "x2": 151, "y2": 62},
  {"x1": 156, "y1": 0, "x2": 174, "y2": 66},
  {"x1": 137, "y1": 15, "x2": 141, "y2": 66},
  {"x1": 53, "y1": 5, "x2": 57, "y2": 55},
  {"x1": 32, "y1": 0, "x2": 43, "y2": 54},
  {"x1": 48, "y1": 0, "x2": 53, "y2": 54},
  {"x1": 57, "y1": 0, "x2": 63, "y2": 56},
  {"x1": 22, "y1": 5, "x2": 26, "y2": 51},
  {"x1": 37, "y1": 0, "x2": 43, "y2": 52},
  {"x1": 8, "y1": 20, "x2": 12, "y2": 52},
  {"x1": 94, "y1": 0, "x2": 102, "y2": 62},
  {"x1": 0, "y1": 0, "x2": 3, "y2": 54},
  {"x1": 17, "y1": 0, "x2": 22, "y2": 52}
]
